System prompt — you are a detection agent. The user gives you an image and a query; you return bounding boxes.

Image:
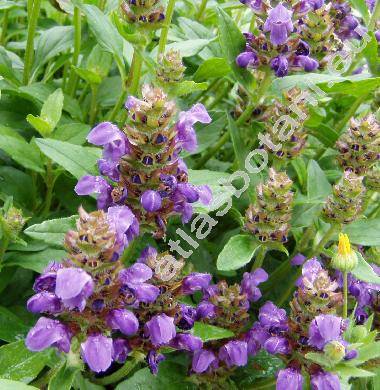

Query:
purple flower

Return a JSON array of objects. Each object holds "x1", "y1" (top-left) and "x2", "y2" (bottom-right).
[
  {"x1": 236, "y1": 51, "x2": 259, "y2": 68},
  {"x1": 276, "y1": 368, "x2": 303, "y2": 390},
  {"x1": 182, "y1": 273, "x2": 212, "y2": 294},
  {"x1": 75, "y1": 175, "x2": 112, "y2": 209},
  {"x1": 293, "y1": 55, "x2": 319, "y2": 72},
  {"x1": 258, "y1": 301, "x2": 289, "y2": 332},
  {"x1": 176, "y1": 304, "x2": 197, "y2": 330},
  {"x1": 26, "y1": 317, "x2": 71, "y2": 353},
  {"x1": 308, "y1": 315, "x2": 347, "y2": 350},
  {"x1": 27, "y1": 292, "x2": 62, "y2": 314},
  {"x1": 176, "y1": 104, "x2": 211, "y2": 152},
  {"x1": 197, "y1": 185, "x2": 212, "y2": 205},
  {"x1": 107, "y1": 309, "x2": 139, "y2": 336},
  {"x1": 311, "y1": 371, "x2": 340, "y2": 390},
  {"x1": 264, "y1": 336, "x2": 290, "y2": 354},
  {"x1": 145, "y1": 314, "x2": 176, "y2": 346},
  {"x1": 33, "y1": 263, "x2": 61, "y2": 292},
  {"x1": 219, "y1": 341, "x2": 248, "y2": 367},
  {"x1": 55, "y1": 268, "x2": 94, "y2": 311},
  {"x1": 137, "y1": 246, "x2": 158, "y2": 264},
  {"x1": 297, "y1": 258, "x2": 323, "y2": 288},
  {"x1": 345, "y1": 349, "x2": 358, "y2": 360},
  {"x1": 375, "y1": 30, "x2": 380, "y2": 42},
  {"x1": 291, "y1": 253, "x2": 306, "y2": 266},
  {"x1": 107, "y1": 205, "x2": 139, "y2": 250},
  {"x1": 264, "y1": 4, "x2": 293, "y2": 45},
  {"x1": 241, "y1": 0, "x2": 264, "y2": 12},
  {"x1": 192, "y1": 349, "x2": 217, "y2": 373},
  {"x1": 81, "y1": 334, "x2": 113, "y2": 373},
  {"x1": 129, "y1": 282, "x2": 160, "y2": 303},
  {"x1": 147, "y1": 350, "x2": 165, "y2": 375},
  {"x1": 170, "y1": 333, "x2": 203, "y2": 351},
  {"x1": 270, "y1": 55, "x2": 289, "y2": 77},
  {"x1": 245, "y1": 323, "x2": 269, "y2": 355},
  {"x1": 112, "y1": 338, "x2": 131, "y2": 363},
  {"x1": 241, "y1": 268, "x2": 268, "y2": 302},
  {"x1": 119, "y1": 263, "x2": 153, "y2": 284},
  {"x1": 141, "y1": 190, "x2": 162, "y2": 212},
  {"x1": 196, "y1": 301, "x2": 216, "y2": 320}
]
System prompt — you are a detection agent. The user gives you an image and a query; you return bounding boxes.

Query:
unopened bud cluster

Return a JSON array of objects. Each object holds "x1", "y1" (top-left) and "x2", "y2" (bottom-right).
[
  {"x1": 120, "y1": 0, "x2": 164, "y2": 27},
  {"x1": 245, "y1": 169, "x2": 294, "y2": 243},
  {"x1": 156, "y1": 49, "x2": 186, "y2": 85}
]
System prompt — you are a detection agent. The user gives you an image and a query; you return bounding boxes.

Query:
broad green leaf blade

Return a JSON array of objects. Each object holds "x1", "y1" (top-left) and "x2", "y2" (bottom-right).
[
  {"x1": 24, "y1": 216, "x2": 77, "y2": 247},
  {"x1": 217, "y1": 234, "x2": 260, "y2": 271},
  {"x1": 35, "y1": 138, "x2": 101, "y2": 179},
  {"x1": 192, "y1": 322, "x2": 234, "y2": 342},
  {"x1": 151, "y1": 39, "x2": 211, "y2": 59},
  {"x1": 168, "y1": 80, "x2": 208, "y2": 97},
  {"x1": 343, "y1": 218, "x2": 380, "y2": 245},
  {"x1": 26, "y1": 115, "x2": 52, "y2": 137},
  {"x1": 0, "y1": 380, "x2": 37, "y2": 390},
  {"x1": 193, "y1": 57, "x2": 231, "y2": 82},
  {"x1": 0, "y1": 340, "x2": 51, "y2": 383},
  {"x1": 0, "y1": 125, "x2": 44, "y2": 173},
  {"x1": 48, "y1": 361, "x2": 80, "y2": 390},
  {"x1": 307, "y1": 160, "x2": 332, "y2": 200},
  {"x1": 216, "y1": 7, "x2": 254, "y2": 87},
  {"x1": 41, "y1": 88, "x2": 64, "y2": 130},
  {"x1": 351, "y1": 252, "x2": 380, "y2": 284},
  {"x1": 0, "y1": 306, "x2": 29, "y2": 342}
]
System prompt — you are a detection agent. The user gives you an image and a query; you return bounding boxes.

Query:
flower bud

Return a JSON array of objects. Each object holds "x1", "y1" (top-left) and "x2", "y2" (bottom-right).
[
  {"x1": 323, "y1": 340, "x2": 346, "y2": 363},
  {"x1": 331, "y1": 233, "x2": 358, "y2": 272}
]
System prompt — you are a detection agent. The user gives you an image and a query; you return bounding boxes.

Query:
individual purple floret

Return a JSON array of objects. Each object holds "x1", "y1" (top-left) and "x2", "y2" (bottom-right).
[
  {"x1": 181, "y1": 272, "x2": 212, "y2": 294},
  {"x1": 310, "y1": 371, "x2": 341, "y2": 390},
  {"x1": 241, "y1": 268, "x2": 268, "y2": 301},
  {"x1": 192, "y1": 349, "x2": 218, "y2": 373},
  {"x1": 218, "y1": 340, "x2": 248, "y2": 367},
  {"x1": 263, "y1": 3, "x2": 294, "y2": 46},
  {"x1": 147, "y1": 350, "x2": 166, "y2": 375},
  {"x1": 170, "y1": 333, "x2": 203, "y2": 352},
  {"x1": 144, "y1": 314, "x2": 176, "y2": 346},
  {"x1": 107, "y1": 309, "x2": 139, "y2": 336},
  {"x1": 80, "y1": 334, "x2": 114, "y2": 373},
  {"x1": 276, "y1": 367, "x2": 303, "y2": 390}
]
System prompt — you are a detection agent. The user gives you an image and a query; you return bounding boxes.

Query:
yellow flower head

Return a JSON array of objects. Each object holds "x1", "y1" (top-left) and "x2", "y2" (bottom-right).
[{"x1": 338, "y1": 233, "x2": 352, "y2": 256}]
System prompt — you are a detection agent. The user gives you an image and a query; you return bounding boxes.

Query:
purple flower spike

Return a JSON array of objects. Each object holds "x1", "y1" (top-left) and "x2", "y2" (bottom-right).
[
  {"x1": 270, "y1": 55, "x2": 289, "y2": 77},
  {"x1": 311, "y1": 371, "x2": 340, "y2": 390},
  {"x1": 276, "y1": 368, "x2": 303, "y2": 390},
  {"x1": 236, "y1": 51, "x2": 259, "y2": 68},
  {"x1": 119, "y1": 263, "x2": 153, "y2": 284},
  {"x1": 145, "y1": 314, "x2": 176, "y2": 346},
  {"x1": 219, "y1": 341, "x2": 248, "y2": 367},
  {"x1": 170, "y1": 333, "x2": 203, "y2": 351},
  {"x1": 107, "y1": 309, "x2": 139, "y2": 336},
  {"x1": 141, "y1": 190, "x2": 162, "y2": 212},
  {"x1": 308, "y1": 314, "x2": 347, "y2": 350},
  {"x1": 55, "y1": 268, "x2": 94, "y2": 311},
  {"x1": 264, "y1": 4, "x2": 293, "y2": 46},
  {"x1": 176, "y1": 103, "x2": 211, "y2": 152},
  {"x1": 147, "y1": 350, "x2": 165, "y2": 375},
  {"x1": 112, "y1": 339, "x2": 131, "y2": 363},
  {"x1": 26, "y1": 317, "x2": 71, "y2": 353},
  {"x1": 107, "y1": 205, "x2": 139, "y2": 250},
  {"x1": 75, "y1": 175, "x2": 112, "y2": 209},
  {"x1": 264, "y1": 336, "x2": 290, "y2": 354},
  {"x1": 182, "y1": 273, "x2": 212, "y2": 294},
  {"x1": 192, "y1": 349, "x2": 217, "y2": 373},
  {"x1": 27, "y1": 292, "x2": 62, "y2": 314},
  {"x1": 81, "y1": 334, "x2": 113, "y2": 373},
  {"x1": 241, "y1": 268, "x2": 268, "y2": 302}
]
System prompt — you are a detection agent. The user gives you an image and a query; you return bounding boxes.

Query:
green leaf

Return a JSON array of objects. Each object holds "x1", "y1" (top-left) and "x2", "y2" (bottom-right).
[
  {"x1": 0, "y1": 125, "x2": 44, "y2": 173},
  {"x1": 305, "y1": 352, "x2": 331, "y2": 368},
  {"x1": 351, "y1": 252, "x2": 380, "y2": 284},
  {"x1": 26, "y1": 115, "x2": 52, "y2": 137},
  {"x1": 349, "y1": 0, "x2": 370, "y2": 25},
  {"x1": 363, "y1": 33, "x2": 380, "y2": 76},
  {"x1": 0, "y1": 306, "x2": 29, "y2": 342},
  {"x1": 343, "y1": 218, "x2": 380, "y2": 246},
  {"x1": 216, "y1": 7, "x2": 253, "y2": 87},
  {"x1": 53, "y1": 123, "x2": 90, "y2": 145},
  {"x1": 168, "y1": 80, "x2": 208, "y2": 96},
  {"x1": 335, "y1": 365, "x2": 375, "y2": 379},
  {"x1": 32, "y1": 26, "x2": 74, "y2": 75},
  {"x1": 193, "y1": 57, "x2": 231, "y2": 82},
  {"x1": 40, "y1": 89, "x2": 64, "y2": 131},
  {"x1": 307, "y1": 159, "x2": 332, "y2": 200},
  {"x1": 48, "y1": 361, "x2": 80, "y2": 390},
  {"x1": 0, "y1": 340, "x2": 51, "y2": 383},
  {"x1": 86, "y1": 44, "x2": 113, "y2": 79},
  {"x1": 192, "y1": 322, "x2": 234, "y2": 342},
  {"x1": 217, "y1": 234, "x2": 260, "y2": 271},
  {"x1": 35, "y1": 138, "x2": 101, "y2": 179},
  {"x1": 353, "y1": 342, "x2": 380, "y2": 364},
  {"x1": 24, "y1": 216, "x2": 77, "y2": 247},
  {"x1": 73, "y1": 67, "x2": 102, "y2": 85},
  {"x1": 151, "y1": 39, "x2": 211, "y2": 58},
  {"x1": 0, "y1": 380, "x2": 37, "y2": 390},
  {"x1": 4, "y1": 247, "x2": 66, "y2": 273},
  {"x1": 0, "y1": 47, "x2": 21, "y2": 85}
]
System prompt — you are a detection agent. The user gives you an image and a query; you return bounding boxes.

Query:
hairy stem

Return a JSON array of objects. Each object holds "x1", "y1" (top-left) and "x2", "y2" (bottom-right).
[
  {"x1": 157, "y1": 0, "x2": 176, "y2": 58},
  {"x1": 252, "y1": 245, "x2": 267, "y2": 270},
  {"x1": 67, "y1": 6, "x2": 82, "y2": 96},
  {"x1": 89, "y1": 84, "x2": 99, "y2": 126},
  {"x1": 23, "y1": 0, "x2": 41, "y2": 85}
]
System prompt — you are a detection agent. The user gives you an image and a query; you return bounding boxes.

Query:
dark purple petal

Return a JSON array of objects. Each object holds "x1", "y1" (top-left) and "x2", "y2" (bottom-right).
[
  {"x1": 264, "y1": 336, "x2": 290, "y2": 354},
  {"x1": 276, "y1": 368, "x2": 303, "y2": 390},
  {"x1": 145, "y1": 314, "x2": 176, "y2": 346},
  {"x1": 26, "y1": 317, "x2": 71, "y2": 353},
  {"x1": 308, "y1": 314, "x2": 346, "y2": 350},
  {"x1": 241, "y1": 268, "x2": 268, "y2": 302},
  {"x1": 81, "y1": 334, "x2": 113, "y2": 373},
  {"x1": 176, "y1": 304, "x2": 197, "y2": 330},
  {"x1": 258, "y1": 301, "x2": 288, "y2": 331},
  {"x1": 196, "y1": 301, "x2": 216, "y2": 320},
  {"x1": 128, "y1": 282, "x2": 160, "y2": 303},
  {"x1": 192, "y1": 349, "x2": 217, "y2": 373},
  {"x1": 119, "y1": 263, "x2": 153, "y2": 284},
  {"x1": 75, "y1": 175, "x2": 113, "y2": 209},
  {"x1": 182, "y1": 273, "x2": 212, "y2": 294},
  {"x1": 270, "y1": 55, "x2": 288, "y2": 77},
  {"x1": 311, "y1": 371, "x2": 340, "y2": 390},
  {"x1": 219, "y1": 341, "x2": 248, "y2": 367},
  {"x1": 170, "y1": 333, "x2": 203, "y2": 351},
  {"x1": 245, "y1": 322, "x2": 270, "y2": 354},
  {"x1": 147, "y1": 350, "x2": 165, "y2": 375},
  {"x1": 141, "y1": 190, "x2": 162, "y2": 212},
  {"x1": 293, "y1": 55, "x2": 319, "y2": 72},
  {"x1": 107, "y1": 309, "x2": 139, "y2": 336},
  {"x1": 137, "y1": 246, "x2": 158, "y2": 264},
  {"x1": 236, "y1": 51, "x2": 259, "y2": 68},
  {"x1": 291, "y1": 253, "x2": 306, "y2": 266},
  {"x1": 87, "y1": 122, "x2": 123, "y2": 146},
  {"x1": 33, "y1": 272, "x2": 57, "y2": 293},
  {"x1": 27, "y1": 292, "x2": 62, "y2": 314},
  {"x1": 263, "y1": 4, "x2": 293, "y2": 45},
  {"x1": 112, "y1": 338, "x2": 131, "y2": 363}
]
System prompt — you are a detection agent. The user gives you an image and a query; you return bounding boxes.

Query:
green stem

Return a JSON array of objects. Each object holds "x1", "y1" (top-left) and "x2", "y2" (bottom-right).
[
  {"x1": 1, "y1": 10, "x2": 9, "y2": 45},
  {"x1": 67, "y1": 6, "x2": 81, "y2": 96},
  {"x1": 196, "y1": 0, "x2": 208, "y2": 20},
  {"x1": 335, "y1": 94, "x2": 367, "y2": 135},
  {"x1": 312, "y1": 224, "x2": 338, "y2": 257},
  {"x1": 126, "y1": 49, "x2": 143, "y2": 97},
  {"x1": 252, "y1": 245, "x2": 267, "y2": 270},
  {"x1": 41, "y1": 159, "x2": 55, "y2": 217},
  {"x1": 108, "y1": 89, "x2": 127, "y2": 122},
  {"x1": 92, "y1": 351, "x2": 145, "y2": 386},
  {"x1": 23, "y1": 0, "x2": 41, "y2": 85},
  {"x1": 194, "y1": 71, "x2": 271, "y2": 169},
  {"x1": 89, "y1": 84, "x2": 98, "y2": 126},
  {"x1": 207, "y1": 81, "x2": 230, "y2": 110},
  {"x1": 157, "y1": 0, "x2": 176, "y2": 59},
  {"x1": 0, "y1": 236, "x2": 10, "y2": 264},
  {"x1": 368, "y1": 0, "x2": 380, "y2": 31},
  {"x1": 343, "y1": 271, "x2": 348, "y2": 318}
]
